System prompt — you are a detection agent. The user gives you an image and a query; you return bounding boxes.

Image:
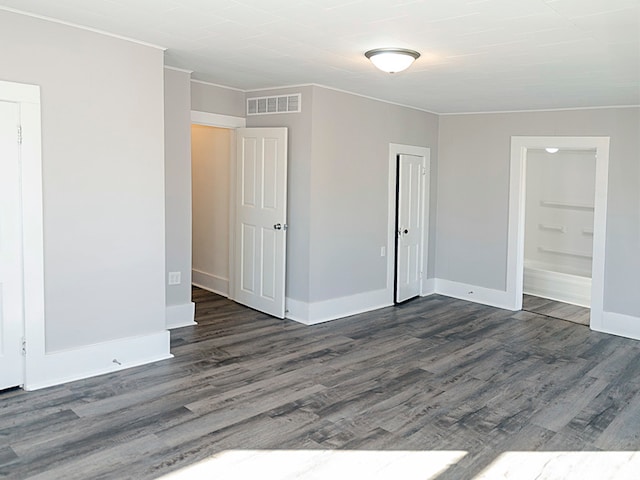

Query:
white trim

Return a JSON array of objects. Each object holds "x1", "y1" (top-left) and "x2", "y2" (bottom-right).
[
  {"x1": 286, "y1": 289, "x2": 391, "y2": 326},
  {"x1": 0, "y1": 80, "x2": 40, "y2": 103},
  {"x1": 191, "y1": 111, "x2": 245, "y2": 128},
  {"x1": 594, "y1": 312, "x2": 640, "y2": 341},
  {"x1": 166, "y1": 302, "x2": 196, "y2": 329},
  {"x1": 285, "y1": 298, "x2": 309, "y2": 323},
  {"x1": 508, "y1": 136, "x2": 610, "y2": 327},
  {"x1": 242, "y1": 85, "x2": 638, "y2": 116},
  {"x1": 435, "y1": 279, "x2": 517, "y2": 311},
  {"x1": 439, "y1": 104, "x2": 640, "y2": 116},
  {"x1": 421, "y1": 278, "x2": 436, "y2": 296},
  {"x1": 24, "y1": 331, "x2": 172, "y2": 391},
  {"x1": 164, "y1": 65, "x2": 193, "y2": 74},
  {"x1": 387, "y1": 144, "x2": 431, "y2": 304},
  {"x1": 523, "y1": 267, "x2": 591, "y2": 308},
  {"x1": 244, "y1": 83, "x2": 313, "y2": 93},
  {"x1": 311, "y1": 84, "x2": 439, "y2": 115},
  {"x1": 228, "y1": 130, "x2": 238, "y2": 301},
  {"x1": 192, "y1": 269, "x2": 229, "y2": 297},
  {"x1": 0, "y1": 81, "x2": 44, "y2": 390},
  {"x1": 190, "y1": 78, "x2": 246, "y2": 92},
  {"x1": 0, "y1": 7, "x2": 166, "y2": 50}
]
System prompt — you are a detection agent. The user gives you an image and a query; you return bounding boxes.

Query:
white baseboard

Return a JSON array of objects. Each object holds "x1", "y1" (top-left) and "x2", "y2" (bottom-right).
[
  {"x1": 421, "y1": 278, "x2": 436, "y2": 296},
  {"x1": 166, "y1": 302, "x2": 196, "y2": 329},
  {"x1": 524, "y1": 267, "x2": 591, "y2": 307},
  {"x1": 286, "y1": 288, "x2": 391, "y2": 325},
  {"x1": 435, "y1": 279, "x2": 517, "y2": 310},
  {"x1": 192, "y1": 269, "x2": 229, "y2": 297},
  {"x1": 592, "y1": 311, "x2": 640, "y2": 341},
  {"x1": 24, "y1": 331, "x2": 172, "y2": 391}
]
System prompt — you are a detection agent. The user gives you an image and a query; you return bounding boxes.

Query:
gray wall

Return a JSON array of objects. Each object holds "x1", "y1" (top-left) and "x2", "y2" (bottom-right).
[
  {"x1": 246, "y1": 86, "x2": 314, "y2": 303},
  {"x1": 0, "y1": 10, "x2": 166, "y2": 351},
  {"x1": 247, "y1": 85, "x2": 439, "y2": 305},
  {"x1": 191, "y1": 80, "x2": 245, "y2": 117},
  {"x1": 437, "y1": 107, "x2": 640, "y2": 318},
  {"x1": 309, "y1": 87, "x2": 439, "y2": 302},
  {"x1": 164, "y1": 68, "x2": 193, "y2": 308}
]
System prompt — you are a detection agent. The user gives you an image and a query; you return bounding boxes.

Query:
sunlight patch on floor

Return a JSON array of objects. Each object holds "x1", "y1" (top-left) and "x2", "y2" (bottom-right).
[
  {"x1": 156, "y1": 449, "x2": 467, "y2": 479},
  {"x1": 476, "y1": 451, "x2": 640, "y2": 479}
]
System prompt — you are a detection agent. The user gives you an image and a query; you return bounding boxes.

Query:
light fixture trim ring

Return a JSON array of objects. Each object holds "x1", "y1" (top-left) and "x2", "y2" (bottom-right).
[{"x1": 364, "y1": 48, "x2": 421, "y2": 61}]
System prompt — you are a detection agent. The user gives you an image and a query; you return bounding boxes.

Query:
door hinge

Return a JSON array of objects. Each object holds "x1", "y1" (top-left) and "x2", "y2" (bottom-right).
[
  {"x1": 21, "y1": 337, "x2": 26, "y2": 356},
  {"x1": 422, "y1": 167, "x2": 427, "y2": 175},
  {"x1": 17, "y1": 125, "x2": 23, "y2": 145}
]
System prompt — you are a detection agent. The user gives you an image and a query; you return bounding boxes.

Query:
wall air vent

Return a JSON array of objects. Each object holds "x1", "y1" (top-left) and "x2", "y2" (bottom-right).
[{"x1": 247, "y1": 93, "x2": 301, "y2": 115}]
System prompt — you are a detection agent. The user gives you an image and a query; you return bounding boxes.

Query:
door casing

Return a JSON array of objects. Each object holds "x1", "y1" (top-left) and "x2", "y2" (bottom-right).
[
  {"x1": 190, "y1": 110, "x2": 245, "y2": 299},
  {"x1": 508, "y1": 136, "x2": 610, "y2": 329},
  {"x1": 0, "y1": 80, "x2": 44, "y2": 391},
  {"x1": 387, "y1": 143, "x2": 431, "y2": 304},
  {"x1": 0, "y1": 100, "x2": 24, "y2": 389}
]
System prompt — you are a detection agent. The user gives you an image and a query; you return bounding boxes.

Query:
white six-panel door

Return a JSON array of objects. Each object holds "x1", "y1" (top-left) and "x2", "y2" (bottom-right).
[
  {"x1": 396, "y1": 154, "x2": 425, "y2": 303},
  {"x1": 0, "y1": 100, "x2": 24, "y2": 389},
  {"x1": 234, "y1": 128, "x2": 288, "y2": 318}
]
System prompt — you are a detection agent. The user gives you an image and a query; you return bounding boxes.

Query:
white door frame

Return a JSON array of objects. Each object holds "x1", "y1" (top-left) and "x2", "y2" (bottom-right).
[
  {"x1": 190, "y1": 110, "x2": 246, "y2": 300},
  {"x1": 507, "y1": 136, "x2": 610, "y2": 329},
  {"x1": 387, "y1": 143, "x2": 431, "y2": 304},
  {"x1": 0, "y1": 80, "x2": 45, "y2": 390}
]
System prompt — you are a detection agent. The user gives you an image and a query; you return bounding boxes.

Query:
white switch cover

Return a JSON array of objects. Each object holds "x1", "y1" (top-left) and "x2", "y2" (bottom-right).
[
  {"x1": 380, "y1": 246, "x2": 386, "y2": 257},
  {"x1": 168, "y1": 271, "x2": 181, "y2": 285}
]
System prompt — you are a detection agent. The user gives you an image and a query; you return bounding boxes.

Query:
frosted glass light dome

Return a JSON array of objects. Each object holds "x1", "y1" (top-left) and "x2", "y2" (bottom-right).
[{"x1": 365, "y1": 48, "x2": 420, "y2": 73}]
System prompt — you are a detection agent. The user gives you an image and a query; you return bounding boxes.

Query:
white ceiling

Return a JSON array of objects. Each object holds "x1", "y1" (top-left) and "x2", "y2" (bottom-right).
[{"x1": 2, "y1": 0, "x2": 639, "y2": 113}]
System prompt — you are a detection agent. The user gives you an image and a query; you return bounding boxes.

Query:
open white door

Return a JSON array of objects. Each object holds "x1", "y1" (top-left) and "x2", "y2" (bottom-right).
[
  {"x1": 396, "y1": 154, "x2": 425, "y2": 303},
  {"x1": 0, "y1": 100, "x2": 24, "y2": 389},
  {"x1": 234, "y1": 128, "x2": 288, "y2": 318}
]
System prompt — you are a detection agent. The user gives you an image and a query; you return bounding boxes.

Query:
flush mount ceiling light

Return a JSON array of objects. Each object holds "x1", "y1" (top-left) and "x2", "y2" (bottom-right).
[
  {"x1": 545, "y1": 147, "x2": 560, "y2": 153},
  {"x1": 365, "y1": 48, "x2": 420, "y2": 73}
]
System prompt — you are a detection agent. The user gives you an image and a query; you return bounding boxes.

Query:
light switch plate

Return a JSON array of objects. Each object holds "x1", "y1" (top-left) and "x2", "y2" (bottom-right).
[{"x1": 168, "y1": 271, "x2": 181, "y2": 285}]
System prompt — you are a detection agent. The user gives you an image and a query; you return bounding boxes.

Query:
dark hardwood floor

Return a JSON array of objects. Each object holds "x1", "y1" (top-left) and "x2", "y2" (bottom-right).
[{"x1": 2, "y1": 287, "x2": 640, "y2": 479}]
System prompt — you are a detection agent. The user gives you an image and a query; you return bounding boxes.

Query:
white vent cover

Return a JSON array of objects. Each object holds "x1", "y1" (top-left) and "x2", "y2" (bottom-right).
[{"x1": 247, "y1": 94, "x2": 301, "y2": 115}]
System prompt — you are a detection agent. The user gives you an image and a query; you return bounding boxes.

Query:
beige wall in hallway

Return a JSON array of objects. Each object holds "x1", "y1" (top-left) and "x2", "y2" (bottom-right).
[{"x1": 192, "y1": 125, "x2": 231, "y2": 294}]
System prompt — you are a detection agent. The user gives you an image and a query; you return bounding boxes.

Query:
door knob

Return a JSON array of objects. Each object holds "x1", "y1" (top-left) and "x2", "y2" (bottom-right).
[
  {"x1": 404, "y1": 229, "x2": 409, "y2": 234},
  {"x1": 274, "y1": 223, "x2": 282, "y2": 230}
]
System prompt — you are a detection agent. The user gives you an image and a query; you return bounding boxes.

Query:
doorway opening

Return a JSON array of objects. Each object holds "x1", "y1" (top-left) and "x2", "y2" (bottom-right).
[
  {"x1": 189, "y1": 112, "x2": 288, "y2": 318},
  {"x1": 387, "y1": 144, "x2": 430, "y2": 305},
  {"x1": 521, "y1": 147, "x2": 596, "y2": 326},
  {"x1": 190, "y1": 111, "x2": 244, "y2": 300},
  {"x1": 507, "y1": 136, "x2": 610, "y2": 330},
  {"x1": 191, "y1": 124, "x2": 233, "y2": 297}
]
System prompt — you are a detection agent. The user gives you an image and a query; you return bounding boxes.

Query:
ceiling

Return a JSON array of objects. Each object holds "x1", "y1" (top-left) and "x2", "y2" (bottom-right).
[{"x1": 1, "y1": 0, "x2": 639, "y2": 113}]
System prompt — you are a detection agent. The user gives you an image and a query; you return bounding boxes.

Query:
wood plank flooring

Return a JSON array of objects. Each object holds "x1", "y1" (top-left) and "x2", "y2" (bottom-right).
[
  {"x1": 2, "y1": 287, "x2": 640, "y2": 479},
  {"x1": 523, "y1": 294, "x2": 591, "y2": 325}
]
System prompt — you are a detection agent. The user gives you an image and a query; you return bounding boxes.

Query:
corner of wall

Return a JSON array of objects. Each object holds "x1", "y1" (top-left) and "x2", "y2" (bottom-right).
[{"x1": 166, "y1": 302, "x2": 196, "y2": 329}]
